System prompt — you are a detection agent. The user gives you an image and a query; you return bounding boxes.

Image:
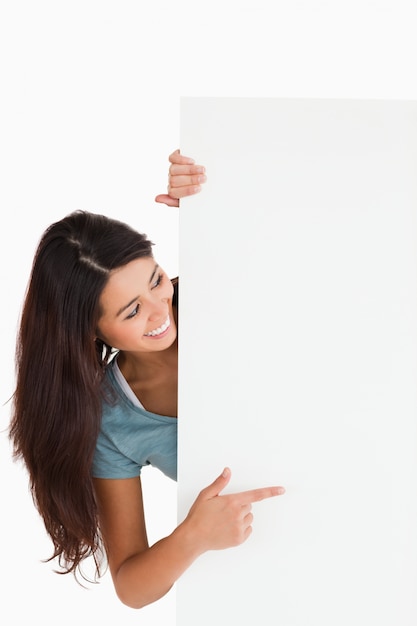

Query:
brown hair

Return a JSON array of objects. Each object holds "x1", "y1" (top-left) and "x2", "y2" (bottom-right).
[{"x1": 9, "y1": 210, "x2": 154, "y2": 579}]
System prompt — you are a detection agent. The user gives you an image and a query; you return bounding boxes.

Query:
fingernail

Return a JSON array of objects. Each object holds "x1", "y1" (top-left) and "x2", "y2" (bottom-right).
[
  {"x1": 274, "y1": 487, "x2": 286, "y2": 495},
  {"x1": 196, "y1": 166, "x2": 205, "y2": 173}
]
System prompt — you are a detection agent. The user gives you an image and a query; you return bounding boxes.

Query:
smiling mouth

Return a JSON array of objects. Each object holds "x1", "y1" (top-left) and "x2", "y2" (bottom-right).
[{"x1": 144, "y1": 316, "x2": 171, "y2": 337}]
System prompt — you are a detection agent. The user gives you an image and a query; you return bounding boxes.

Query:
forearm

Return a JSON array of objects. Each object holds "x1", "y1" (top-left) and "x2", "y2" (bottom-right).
[
  {"x1": 105, "y1": 470, "x2": 284, "y2": 609},
  {"x1": 112, "y1": 519, "x2": 201, "y2": 609}
]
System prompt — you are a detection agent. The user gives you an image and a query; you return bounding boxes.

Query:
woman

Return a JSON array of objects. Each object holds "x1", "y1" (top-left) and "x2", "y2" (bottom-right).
[{"x1": 9, "y1": 150, "x2": 285, "y2": 609}]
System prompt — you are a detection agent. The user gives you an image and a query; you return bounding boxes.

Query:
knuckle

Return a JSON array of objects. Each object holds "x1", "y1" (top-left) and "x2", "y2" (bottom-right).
[
  {"x1": 169, "y1": 175, "x2": 186, "y2": 189},
  {"x1": 168, "y1": 164, "x2": 180, "y2": 176},
  {"x1": 229, "y1": 499, "x2": 241, "y2": 514},
  {"x1": 232, "y1": 529, "x2": 244, "y2": 546}
]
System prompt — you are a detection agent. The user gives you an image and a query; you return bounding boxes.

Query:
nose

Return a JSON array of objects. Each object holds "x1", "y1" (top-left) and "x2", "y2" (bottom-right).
[{"x1": 148, "y1": 297, "x2": 169, "y2": 322}]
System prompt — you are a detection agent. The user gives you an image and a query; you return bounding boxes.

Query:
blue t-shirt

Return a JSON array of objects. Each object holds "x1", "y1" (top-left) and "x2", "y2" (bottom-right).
[{"x1": 92, "y1": 358, "x2": 177, "y2": 481}]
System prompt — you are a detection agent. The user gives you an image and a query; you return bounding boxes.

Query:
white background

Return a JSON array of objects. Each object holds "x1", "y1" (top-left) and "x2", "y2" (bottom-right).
[
  {"x1": 1, "y1": 2, "x2": 417, "y2": 625},
  {"x1": 178, "y1": 97, "x2": 417, "y2": 624}
]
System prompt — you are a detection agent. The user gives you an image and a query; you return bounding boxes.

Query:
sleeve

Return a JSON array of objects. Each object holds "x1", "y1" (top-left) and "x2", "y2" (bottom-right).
[{"x1": 91, "y1": 429, "x2": 143, "y2": 479}]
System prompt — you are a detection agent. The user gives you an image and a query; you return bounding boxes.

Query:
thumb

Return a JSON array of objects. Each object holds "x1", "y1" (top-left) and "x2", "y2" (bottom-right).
[
  {"x1": 199, "y1": 467, "x2": 232, "y2": 500},
  {"x1": 154, "y1": 194, "x2": 179, "y2": 207}
]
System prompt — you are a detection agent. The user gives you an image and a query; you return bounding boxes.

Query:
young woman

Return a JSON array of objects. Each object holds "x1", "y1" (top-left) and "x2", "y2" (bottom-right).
[{"x1": 9, "y1": 150, "x2": 285, "y2": 609}]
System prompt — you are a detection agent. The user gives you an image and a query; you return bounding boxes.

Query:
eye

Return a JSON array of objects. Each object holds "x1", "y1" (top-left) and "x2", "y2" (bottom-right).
[
  {"x1": 126, "y1": 303, "x2": 140, "y2": 319},
  {"x1": 152, "y1": 273, "x2": 163, "y2": 289}
]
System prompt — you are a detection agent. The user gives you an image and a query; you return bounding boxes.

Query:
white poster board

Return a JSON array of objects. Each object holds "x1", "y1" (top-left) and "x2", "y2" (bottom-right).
[{"x1": 177, "y1": 98, "x2": 417, "y2": 625}]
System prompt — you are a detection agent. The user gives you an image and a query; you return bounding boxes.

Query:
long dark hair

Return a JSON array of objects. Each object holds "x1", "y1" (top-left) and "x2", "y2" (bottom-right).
[{"x1": 9, "y1": 210, "x2": 154, "y2": 579}]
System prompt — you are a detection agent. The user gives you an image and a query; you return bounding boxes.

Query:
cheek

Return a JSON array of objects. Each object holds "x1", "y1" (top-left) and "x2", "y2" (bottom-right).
[
  {"x1": 99, "y1": 325, "x2": 143, "y2": 351},
  {"x1": 96, "y1": 320, "x2": 127, "y2": 346}
]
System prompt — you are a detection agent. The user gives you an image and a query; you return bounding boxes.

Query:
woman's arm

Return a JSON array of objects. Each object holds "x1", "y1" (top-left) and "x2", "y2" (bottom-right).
[
  {"x1": 93, "y1": 468, "x2": 284, "y2": 609},
  {"x1": 94, "y1": 152, "x2": 282, "y2": 609}
]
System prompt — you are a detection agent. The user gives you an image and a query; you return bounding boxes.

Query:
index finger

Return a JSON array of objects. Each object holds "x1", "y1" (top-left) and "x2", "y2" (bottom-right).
[
  {"x1": 234, "y1": 486, "x2": 286, "y2": 505},
  {"x1": 169, "y1": 149, "x2": 195, "y2": 165}
]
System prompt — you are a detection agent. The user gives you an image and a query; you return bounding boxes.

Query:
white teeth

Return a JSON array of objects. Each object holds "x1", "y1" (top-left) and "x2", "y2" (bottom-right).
[{"x1": 144, "y1": 316, "x2": 170, "y2": 337}]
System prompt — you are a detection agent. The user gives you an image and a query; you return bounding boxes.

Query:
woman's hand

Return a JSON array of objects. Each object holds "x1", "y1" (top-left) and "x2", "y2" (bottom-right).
[
  {"x1": 93, "y1": 469, "x2": 284, "y2": 609},
  {"x1": 180, "y1": 468, "x2": 285, "y2": 555},
  {"x1": 155, "y1": 149, "x2": 207, "y2": 207}
]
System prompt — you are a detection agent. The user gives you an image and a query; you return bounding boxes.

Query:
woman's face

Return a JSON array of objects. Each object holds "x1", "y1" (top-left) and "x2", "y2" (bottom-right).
[{"x1": 97, "y1": 257, "x2": 176, "y2": 353}]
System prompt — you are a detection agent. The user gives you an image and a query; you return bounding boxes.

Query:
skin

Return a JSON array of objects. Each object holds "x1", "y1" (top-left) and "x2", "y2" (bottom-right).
[
  {"x1": 154, "y1": 148, "x2": 207, "y2": 207},
  {"x1": 93, "y1": 150, "x2": 285, "y2": 609},
  {"x1": 98, "y1": 258, "x2": 178, "y2": 416}
]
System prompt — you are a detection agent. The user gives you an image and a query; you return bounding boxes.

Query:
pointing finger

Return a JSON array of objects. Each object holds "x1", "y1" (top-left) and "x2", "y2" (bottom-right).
[{"x1": 234, "y1": 486, "x2": 286, "y2": 505}]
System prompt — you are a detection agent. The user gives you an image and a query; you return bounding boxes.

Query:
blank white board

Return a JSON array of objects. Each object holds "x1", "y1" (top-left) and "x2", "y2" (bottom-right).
[{"x1": 177, "y1": 98, "x2": 417, "y2": 625}]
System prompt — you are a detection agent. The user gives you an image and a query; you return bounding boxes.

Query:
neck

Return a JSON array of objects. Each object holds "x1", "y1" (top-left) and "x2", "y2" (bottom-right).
[{"x1": 117, "y1": 338, "x2": 178, "y2": 382}]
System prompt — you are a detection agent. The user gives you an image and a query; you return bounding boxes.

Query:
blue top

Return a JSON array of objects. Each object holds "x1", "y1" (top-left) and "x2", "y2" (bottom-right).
[{"x1": 92, "y1": 358, "x2": 177, "y2": 481}]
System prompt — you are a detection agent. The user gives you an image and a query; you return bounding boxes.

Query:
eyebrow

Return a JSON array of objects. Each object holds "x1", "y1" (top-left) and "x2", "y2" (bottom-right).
[{"x1": 116, "y1": 263, "x2": 159, "y2": 317}]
